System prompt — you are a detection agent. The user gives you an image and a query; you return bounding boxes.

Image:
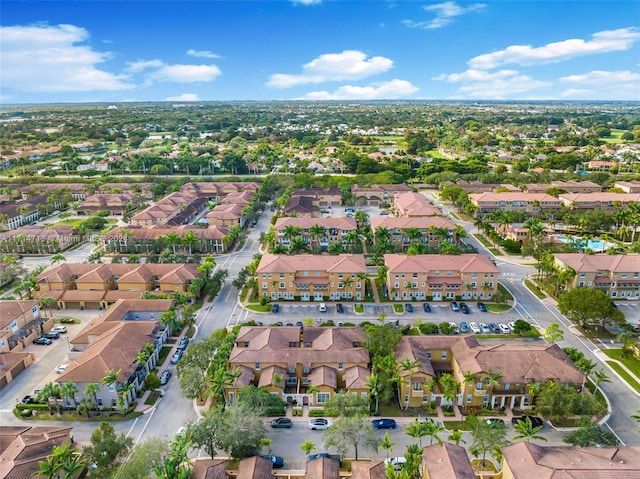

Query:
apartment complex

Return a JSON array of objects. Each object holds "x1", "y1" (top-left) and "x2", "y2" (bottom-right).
[
  {"x1": 130, "y1": 192, "x2": 207, "y2": 227},
  {"x1": 226, "y1": 326, "x2": 369, "y2": 406},
  {"x1": 290, "y1": 188, "x2": 342, "y2": 207},
  {"x1": 35, "y1": 263, "x2": 200, "y2": 309},
  {"x1": 76, "y1": 193, "x2": 139, "y2": 216},
  {"x1": 371, "y1": 216, "x2": 457, "y2": 250},
  {"x1": 256, "y1": 253, "x2": 367, "y2": 301},
  {"x1": 180, "y1": 181, "x2": 260, "y2": 201},
  {"x1": 469, "y1": 192, "x2": 561, "y2": 217},
  {"x1": 553, "y1": 253, "x2": 640, "y2": 299},
  {"x1": 558, "y1": 192, "x2": 640, "y2": 212},
  {"x1": 395, "y1": 335, "x2": 584, "y2": 410},
  {"x1": 0, "y1": 300, "x2": 49, "y2": 353},
  {"x1": 383, "y1": 254, "x2": 500, "y2": 301},
  {"x1": 273, "y1": 217, "x2": 357, "y2": 250},
  {"x1": 394, "y1": 192, "x2": 440, "y2": 217},
  {"x1": 0, "y1": 225, "x2": 79, "y2": 254},
  {"x1": 351, "y1": 183, "x2": 412, "y2": 206},
  {"x1": 524, "y1": 180, "x2": 602, "y2": 194}
]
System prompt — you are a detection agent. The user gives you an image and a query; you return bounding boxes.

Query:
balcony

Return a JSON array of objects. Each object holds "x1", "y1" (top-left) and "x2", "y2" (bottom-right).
[{"x1": 473, "y1": 389, "x2": 487, "y2": 397}]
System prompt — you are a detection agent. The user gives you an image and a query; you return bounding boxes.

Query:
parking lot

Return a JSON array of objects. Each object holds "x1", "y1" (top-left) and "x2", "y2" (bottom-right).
[{"x1": 321, "y1": 204, "x2": 387, "y2": 220}]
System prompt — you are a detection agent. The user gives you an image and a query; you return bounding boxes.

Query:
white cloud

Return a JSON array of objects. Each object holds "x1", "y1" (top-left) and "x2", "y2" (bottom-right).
[
  {"x1": 165, "y1": 93, "x2": 200, "y2": 101},
  {"x1": 403, "y1": 1, "x2": 486, "y2": 30},
  {"x1": 469, "y1": 27, "x2": 640, "y2": 70},
  {"x1": 291, "y1": 0, "x2": 322, "y2": 5},
  {"x1": 435, "y1": 69, "x2": 551, "y2": 99},
  {"x1": 126, "y1": 60, "x2": 222, "y2": 84},
  {"x1": 186, "y1": 49, "x2": 220, "y2": 59},
  {"x1": 267, "y1": 50, "x2": 393, "y2": 88},
  {"x1": 0, "y1": 23, "x2": 133, "y2": 92},
  {"x1": 559, "y1": 70, "x2": 640, "y2": 86},
  {"x1": 125, "y1": 59, "x2": 165, "y2": 73},
  {"x1": 300, "y1": 79, "x2": 418, "y2": 100}
]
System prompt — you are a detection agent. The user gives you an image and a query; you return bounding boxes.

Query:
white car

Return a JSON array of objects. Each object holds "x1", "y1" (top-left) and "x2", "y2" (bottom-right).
[
  {"x1": 469, "y1": 322, "x2": 481, "y2": 333},
  {"x1": 508, "y1": 321, "x2": 516, "y2": 330},
  {"x1": 318, "y1": 303, "x2": 327, "y2": 313},
  {"x1": 498, "y1": 323, "x2": 511, "y2": 334},
  {"x1": 308, "y1": 418, "x2": 333, "y2": 430},
  {"x1": 384, "y1": 457, "x2": 407, "y2": 471},
  {"x1": 480, "y1": 323, "x2": 491, "y2": 334},
  {"x1": 448, "y1": 322, "x2": 460, "y2": 334},
  {"x1": 55, "y1": 364, "x2": 69, "y2": 374},
  {"x1": 51, "y1": 325, "x2": 67, "y2": 334}
]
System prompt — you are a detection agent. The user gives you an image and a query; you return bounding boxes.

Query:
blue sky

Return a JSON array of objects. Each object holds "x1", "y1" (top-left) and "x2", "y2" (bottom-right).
[{"x1": 1, "y1": 1, "x2": 639, "y2": 103}]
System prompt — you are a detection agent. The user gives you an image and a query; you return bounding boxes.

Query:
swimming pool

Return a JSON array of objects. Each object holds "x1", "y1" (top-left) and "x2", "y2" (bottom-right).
[{"x1": 554, "y1": 235, "x2": 613, "y2": 252}]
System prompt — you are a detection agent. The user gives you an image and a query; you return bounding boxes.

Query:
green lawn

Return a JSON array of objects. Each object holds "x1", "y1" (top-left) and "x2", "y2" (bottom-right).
[
  {"x1": 524, "y1": 279, "x2": 546, "y2": 299},
  {"x1": 602, "y1": 349, "x2": 640, "y2": 377},
  {"x1": 605, "y1": 361, "x2": 640, "y2": 394},
  {"x1": 497, "y1": 283, "x2": 514, "y2": 301},
  {"x1": 354, "y1": 304, "x2": 364, "y2": 313},
  {"x1": 245, "y1": 304, "x2": 271, "y2": 313},
  {"x1": 485, "y1": 303, "x2": 512, "y2": 313},
  {"x1": 393, "y1": 304, "x2": 404, "y2": 313},
  {"x1": 599, "y1": 129, "x2": 628, "y2": 145},
  {"x1": 473, "y1": 234, "x2": 492, "y2": 248}
]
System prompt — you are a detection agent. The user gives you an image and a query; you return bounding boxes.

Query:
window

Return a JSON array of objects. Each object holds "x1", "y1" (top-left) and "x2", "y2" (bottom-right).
[
  {"x1": 317, "y1": 392, "x2": 330, "y2": 404},
  {"x1": 255, "y1": 362, "x2": 260, "y2": 370},
  {"x1": 338, "y1": 363, "x2": 343, "y2": 370},
  {"x1": 476, "y1": 382, "x2": 483, "y2": 390},
  {"x1": 441, "y1": 351, "x2": 447, "y2": 359},
  {"x1": 422, "y1": 395, "x2": 429, "y2": 403},
  {"x1": 262, "y1": 282, "x2": 267, "y2": 289},
  {"x1": 279, "y1": 282, "x2": 285, "y2": 289},
  {"x1": 413, "y1": 382, "x2": 421, "y2": 391},
  {"x1": 466, "y1": 394, "x2": 472, "y2": 403},
  {"x1": 289, "y1": 368, "x2": 295, "y2": 374},
  {"x1": 303, "y1": 367, "x2": 310, "y2": 374}
]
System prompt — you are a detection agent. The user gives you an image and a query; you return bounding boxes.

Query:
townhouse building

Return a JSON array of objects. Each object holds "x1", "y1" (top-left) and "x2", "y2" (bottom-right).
[
  {"x1": 0, "y1": 226, "x2": 79, "y2": 254},
  {"x1": 395, "y1": 335, "x2": 584, "y2": 410},
  {"x1": 21, "y1": 183, "x2": 87, "y2": 201},
  {"x1": 35, "y1": 263, "x2": 200, "y2": 309},
  {"x1": 553, "y1": 253, "x2": 640, "y2": 299},
  {"x1": 282, "y1": 195, "x2": 318, "y2": 218},
  {"x1": 130, "y1": 192, "x2": 206, "y2": 227},
  {"x1": 98, "y1": 182, "x2": 155, "y2": 199},
  {"x1": 205, "y1": 203, "x2": 246, "y2": 228},
  {"x1": 226, "y1": 326, "x2": 370, "y2": 406},
  {"x1": 273, "y1": 217, "x2": 357, "y2": 250},
  {"x1": 351, "y1": 183, "x2": 413, "y2": 206},
  {"x1": 180, "y1": 182, "x2": 260, "y2": 201},
  {"x1": 0, "y1": 300, "x2": 50, "y2": 353},
  {"x1": 57, "y1": 299, "x2": 172, "y2": 409},
  {"x1": 103, "y1": 224, "x2": 229, "y2": 255},
  {"x1": 558, "y1": 192, "x2": 640, "y2": 212},
  {"x1": 0, "y1": 195, "x2": 63, "y2": 230},
  {"x1": 256, "y1": 253, "x2": 367, "y2": 301},
  {"x1": 76, "y1": 193, "x2": 139, "y2": 216},
  {"x1": 290, "y1": 188, "x2": 342, "y2": 207},
  {"x1": 394, "y1": 192, "x2": 441, "y2": 217},
  {"x1": 371, "y1": 216, "x2": 457, "y2": 250},
  {"x1": 383, "y1": 254, "x2": 500, "y2": 301},
  {"x1": 524, "y1": 180, "x2": 602, "y2": 194},
  {"x1": 614, "y1": 180, "x2": 640, "y2": 193},
  {"x1": 468, "y1": 192, "x2": 561, "y2": 217}
]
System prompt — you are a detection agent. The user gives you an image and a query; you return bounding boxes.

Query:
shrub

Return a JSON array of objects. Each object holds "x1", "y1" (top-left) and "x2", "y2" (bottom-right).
[{"x1": 419, "y1": 322, "x2": 440, "y2": 335}]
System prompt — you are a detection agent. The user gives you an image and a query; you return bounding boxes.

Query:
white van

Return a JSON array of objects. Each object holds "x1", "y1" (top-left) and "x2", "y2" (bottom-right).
[{"x1": 318, "y1": 303, "x2": 327, "y2": 313}]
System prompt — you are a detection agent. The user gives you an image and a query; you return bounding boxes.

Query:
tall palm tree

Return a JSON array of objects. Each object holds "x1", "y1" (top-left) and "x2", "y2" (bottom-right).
[
  {"x1": 364, "y1": 374, "x2": 380, "y2": 413},
  {"x1": 511, "y1": 417, "x2": 547, "y2": 443},
  {"x1": 399, "y1": 356, "x2": 421, "y2": 411},
  {"x1": 283, "y1": 225, "x2": 302, "y2": 245},
  {"x1": 447, "y1": 429, "x2": 466, "y2": 446},
  {"x1": 299, "y1": 440, "x2": 316, "y2": 457},
  {"x1": 289, "y1": 237, "x2": 308, "y2": 254},
  {"x1": 423, "y1": 419, "x2": 445, "y2": 445},
  {"x1": 593, "y1": 369, "x2": 610, "y2": 388},
  {"x1": 61, "y1": 382, "x2": 78, "y2": 410},
  {"x1": 380, "y1": 432, "x2": 395, "y2": 459},
  {"x1": 50, "y1": 253, "x2": 66, "y2": 265},
  {"x1": 33, "y1": 453, "x2": 62, "y2": 478},
  {"x1": 166, "y1": 232, "x2": 181, "y2": 254},
  {"x1": 182, "y1": 230, "x2": 198, "y2": 256},
  {"x1": 101, "y1": 368, "x2": 121, "y2": 390},
  {"x1": 405, "y1": 421, "x2": 429, "y2": 447},
  {"x1": 404, "y1": 227, "x2": 422, "y2": 247},
  {"x1": 309, "y1": 224, "x2": 326, "y2": 249},
  {"x1": 39, "y1": 297, "x2": 57, "y2": 318}
]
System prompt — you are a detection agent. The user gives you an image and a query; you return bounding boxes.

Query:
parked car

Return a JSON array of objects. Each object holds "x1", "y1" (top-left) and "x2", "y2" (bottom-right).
[
  {"x1": 469, "y1": 322, "x2": 481, "y2": 334},
  {"x1": 336, "y1": 303, "x2": 344, "y2": 313},
  {"x1": 262, "y1": 455, "x2": 284, "y2": 468},
  {"x1": 309, "y1": 418, "x2": 333, "y2": 430},
  {"x1": 318, "y1": 303, "x2": 327, "y2": 313},
  {"x1": 450, "y1": 301, "x2": 460, "y2": 312},
  {"x1": 405, "y1": 303, "x2": 414, "y2": 313},
  {"x1": 459, "y1": 303, "x2": 470, "y2": 314},
  {"x1": 449, "y1": 322, "x2": 460, "y2": 334},
  {"x1": 55, "y1": 364, "x2": 68, "y2": 374},
  {"x1": 480, "y1": 323, "x2": 491, "y2": 334},
  {"x1": 20, "y1": 395, "x2": 35, "y2": 404},
  {"x1": 43, "y1": 331, "x2": 60, "y2": 340},
  {"x1": 271, "y1": 304, "x2": 280, "y2": 313},
  {"x1": 295, "y1": 321, "x2": 304, "y2": 327},
  {"x1": 488, "y1": 323, "x2": 500, "y2": 333},
  {"x1": 371, "y1": 418, "x2": 397, "y2": 429},
  {"x1": 51, "y1": 325, "x2": 67, "y2": 334},
  {"x1": 459, "y1": 321, "x2": 470, "y2": 333},
  {"x1": 477, "y1": 302, "x2": 488, "y2": 312},
  {"x1": 384, "y1": 457, "x2": 406, "y2": 471},
  {"x1": 423, "y1": 303, "x2": 431, "y2": 313},
  {"x1": 33, "y1": 337, "x2": 52, "y2": 345},
  {"x1": 160, "y1": 369, "x2": 172, "y2": 385},
  {"x1": 179, "y1": 336, "x2": 189, "y2": 348},
  {"x1": 171, "y1": 350, "x2": 183, "y2": 364},
  {"x1": 486, "y1": 418, "x2": 505, "y2": 426},
  {"x1": 307, "y1": 453, "x2": 337, "y2": 461},
  {"x1": 507, "y1": 321, "x2": 516, "y2": 330},
  {"x1": 416, "y1": 417, "x2": 443, "y2": 427},
  {"x1": 498, "y1": 323, "x2": 511, "y2": 334},
  {"x1": 511, "y1": 416, "x2": 544, "y2": 428},
  {"x1": 271, "y1": 418, "x2": 293, "y2": 428}
]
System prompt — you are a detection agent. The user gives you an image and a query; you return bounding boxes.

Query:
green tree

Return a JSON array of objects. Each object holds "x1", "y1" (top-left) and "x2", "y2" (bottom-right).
[
  {"x1": 562, "y1": 417, "x2": 618, "y2": 447},
  {"x1": 469, "y1": 416, "x2": 508, "y2": 467},
  {"x1": 544, "y1": 323, "x2": 564, "y2": 344},
  {"x1": 447, "y1": 429, "x2": 466, "y2": 446},
  {"x1": 323, "y1": 390, "x2": 369, "y2": 417},
  {"x1": 113, "y1": 438, "x2": 171, "y2": 479},
  {"x1": 322, "y1": 415, "x2": 381, "y2": 461},
  {"x1": 511, "y1": 417, "x2": 547, "y2": 443},
  {"x1": 154, "y1": 432, "x2": 192, "y2": 479},
  {"x1": 50, "y1": 252, "x2": 66, "y2": 265},
  {"x1": 299, "y1": 440, "x2": 316, "y2": 457},
  {"x1": 380, "y1": 432, "x2": 395, "y2": 459},
  {"x1": 211, "y1": 401, "x2": 266, "y2": 458},
  {"x1": 558, "y1": 288, "x2": 626, "y2": 331},
  {"x1": 82, "y1": 422, "x2": 133, "y2": 477}
]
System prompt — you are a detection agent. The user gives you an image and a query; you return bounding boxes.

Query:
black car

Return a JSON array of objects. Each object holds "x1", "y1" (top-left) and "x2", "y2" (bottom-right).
[
  {"x1": 459, "y1": 303, "x2": 470, "y2": 314},
  {"x1": 486, "y1": 418, "x2": 505, "y2": 426},
  {"x1": 261, "y1": 455, "x2": 284, "y2": 468},
  {"x1": 20, "y1": 395, "x2": 35, "y2": 404},
  {"x1": 511, "y1": 415, "x2": 543, "y2": 428},
  {"x1": 477, "y1": 302, "x2": 488, "y2": 312},
  {"x1": 43, "y1": 331, "x2": 60, "y2": 340},
  {"x1": 33, "y1": 337, "x2": 52, "y2": 345},
  {"x1": 405, "y1": 303, "x2": 414, "y2": 313},
  {"x1": 336, "y1": 303, "x2": 345, "y2": 313},
  {"x1": 450, "y1": 301, "x2": 460, "y2": 312},
  {"x1": 271, "y1": 304, "x2": 280, "y2": 313},
  {"x1": 423, "y1": 303, "x2": 431, "y2": 313},
  {"x1": 160, "y1": 369, "x2": 172, "y2": 385},
  {"x1": 271, "y1": 417, "x2": 293, "y2": 428}
]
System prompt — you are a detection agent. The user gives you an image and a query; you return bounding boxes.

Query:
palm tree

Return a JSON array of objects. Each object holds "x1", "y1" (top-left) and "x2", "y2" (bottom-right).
[
  {"x1": 481, "y1": 365, "x2": 503, "y2": 390},
  {"x1": 182, "y1": 230, "x2": 198, "y2": 256},
  {"x1": 364, "y1": 374, "x2": 380, "y2": 413},
  {"x1": 39, "y1": 297, "x2": 57, "y2": 318},
  {"x1": 404, "y1": 227, "x2": 422, "y2": 247},
  {"x1": 33, "y1": 453, "x2": 62, "y2": 478},
  {"x1": 309, "y1": 224, "x2": 326, "y2": 249},
  {"x1": 399, "y1": 356, "x2": 421, "y2": 411},
  {"x1": 101, "y1": 368, "x2": 121, "y2": 391},
  {"x1": 405, "y1": 420, "x2": 429, "y2": 447},
  {"x1": 61, "y1": 382, "x2": 78, "y2": 410},
  {"x1": 344, "y1": 229, "x2": 360, "y2": 252},
  {"x1": 208, "y1": 367, "x2": 241, "y2": 405},
  {"x1": 50, "y1": 252, "x2": 66, "y2": 265},
  {"x1": 283, "y1": 225, "x2": 302, "y2": 245},
  {"x1": 511, "y1": 416, "x2": 547, "y2": 442},
  {"x1": 380, "y1": 432, "x2": 395, "y2": 460},
  {"x1": 593, "y1": 369, "x2": 611, "y2": 388},
  {"x1": 77, "y1": 397, "x2": 92, "y2": 418},
  {"x1": 447, "y1": 429, "x2": 466, "y2": 446},
  {"x1": 299, "y1": 440, "x2": 316, "y2": 457},
  {"x1": 61, "y1": 449, "x2": 85, "y2": 479},
  {"x1": 166, "y1": 232, "x2": 181, "y2": 254},
  {"x1": 82, "y1": 383, "x2": 98, "y2": 415},
  {"x1": 289, "y1": 237, "x2": 308, "y2": 254},
  {"x1": 423, "y1": 419, "x2": 445, "y2": 445}
]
